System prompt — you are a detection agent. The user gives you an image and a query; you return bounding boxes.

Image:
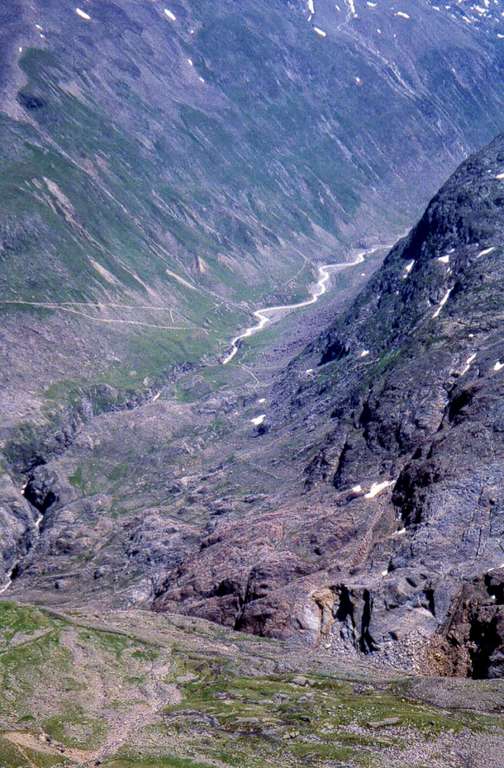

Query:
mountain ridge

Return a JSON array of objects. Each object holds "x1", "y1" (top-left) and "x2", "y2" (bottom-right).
[{"x1": 152, "y1": 133, "x2": 504, "y2": 677}]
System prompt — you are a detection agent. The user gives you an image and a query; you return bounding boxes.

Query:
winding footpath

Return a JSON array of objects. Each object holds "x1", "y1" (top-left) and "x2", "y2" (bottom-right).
[{"x1": 222, "y1": 248, "x2": 374, "y2": 365}]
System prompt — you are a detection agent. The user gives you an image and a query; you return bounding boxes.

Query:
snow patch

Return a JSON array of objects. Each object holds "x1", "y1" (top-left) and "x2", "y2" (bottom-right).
[
  {"x1": 460, "y1": 353, "x2": 476, "y2": 376},
  {"x1": 313, "y1": 26, "x2": 327, "y2": 36},
  {"x1": 251, "y1": 414, "x2": 266, "y2": 427},
  {"x1": 365, "y1": 480, "x2": 394, "y2": 499},
  {"x1": 478, "y1": 246, "x2": 496, "y2": 258},
  {"x1": 438, "y1": 255, "x2": 450, "y2": 264},
  {"x1": 0, "y1": 575, "x2": 13, "y2": 595},
  {"x1": 359, "y1": 350, "x2": 370, "y2": 358},
  {"x1": 494, "y1": 361, "x2": 504, "y2": 372},
  {"x1": 432, "y1": 288, "x2": 452, "y2": 319},
  {"x1": 395, "y1": 11, "x2": 410, "y2": 19},
  {"x1": 403, "y1": 259, "x2": 415, "y2": 278},
  {"x1": 164, "y1": 8, "x2": 177, "y2": 21},
  {"x1": 347, "y1": 0, "x2": 357, "y2": 17},
  {"x1": 75, "y1": 8, "x2": 91, "y2": 20},
  {"x1": 34, "y1": 512, "x2": 43, "y2": 534}
]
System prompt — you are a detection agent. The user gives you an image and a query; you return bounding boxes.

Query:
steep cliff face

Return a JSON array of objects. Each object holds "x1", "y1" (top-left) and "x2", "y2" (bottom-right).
[
  {"x1": 293, "y1": 133, "x2": 504, "y2": 671},
  {"x1": 428, "y1": 571, "x2": 504, "y2": 679},
  {"x1": 153, "y1": 135, "x2": 504, "y2": 676}
]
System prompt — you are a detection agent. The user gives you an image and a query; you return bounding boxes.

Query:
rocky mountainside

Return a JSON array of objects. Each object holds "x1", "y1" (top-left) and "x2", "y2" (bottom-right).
[
  {"x1": 1, "y1": 0, "x2": 504, "y2": 431},
  {"x1": 152, "y1": 134, "x2": 504, "y2": 677},
  {"x1": 3, "y1": 138, "x2": 504, "y2": 768},
  {"x1": 2, "y1": 0, "x2": 504, "y2": 690},
  {"x1": 4, "y1": 129, "x2": 504, "y2": 686},
  {"x1": 2, "y1": 5, "x2": 504, "y2": 767}
]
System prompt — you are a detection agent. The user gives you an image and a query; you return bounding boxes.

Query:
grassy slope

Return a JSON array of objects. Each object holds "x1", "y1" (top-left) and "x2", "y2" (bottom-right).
[{"x1": 0, "y1": 601, "x2": 502, "y2": 768}]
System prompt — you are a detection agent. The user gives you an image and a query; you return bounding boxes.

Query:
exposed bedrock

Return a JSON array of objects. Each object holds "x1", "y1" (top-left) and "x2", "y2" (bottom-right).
[{"x1": 151, "y1": 136, "x2": 504, "y2": 676}]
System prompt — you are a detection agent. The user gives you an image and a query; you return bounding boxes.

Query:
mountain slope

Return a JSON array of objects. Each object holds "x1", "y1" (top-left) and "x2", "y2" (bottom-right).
[
  {"x1": 1, "y1": 601, "x2": 503, "y2": 768},
  {"x1": 152, "y1": 133, "x2": 504, "y2": 677},
  {"x1": 2, "y1": 1, "x2": 504, "y2": 681},
  {"x1": 1, "y1": 0, "x2": 504, "y2": 431},
  {"x1": 3, "y1": 134, "x2": 504, "y2": 680}
]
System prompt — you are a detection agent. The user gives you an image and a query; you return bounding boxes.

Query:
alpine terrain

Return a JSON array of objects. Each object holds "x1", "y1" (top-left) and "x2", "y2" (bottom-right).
[{"x1": 1, "y1": 1, "x2": 504, "y2": 767}]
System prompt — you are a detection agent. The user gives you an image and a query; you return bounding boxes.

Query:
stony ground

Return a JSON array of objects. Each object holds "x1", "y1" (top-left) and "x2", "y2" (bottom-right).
[{"x1": 0, "y1": 599, "x2": 503, "y2": 768}]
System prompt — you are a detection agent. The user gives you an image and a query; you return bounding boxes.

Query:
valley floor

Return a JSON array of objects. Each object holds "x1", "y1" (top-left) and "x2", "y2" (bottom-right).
[{"x1": 0, "y1": 600, "x2": 503, "y2": 768}]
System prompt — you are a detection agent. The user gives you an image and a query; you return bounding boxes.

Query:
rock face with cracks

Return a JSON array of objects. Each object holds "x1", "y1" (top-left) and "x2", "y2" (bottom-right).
[{"x1": 154, "y1": 135, "x2": 504, "y2": 676}]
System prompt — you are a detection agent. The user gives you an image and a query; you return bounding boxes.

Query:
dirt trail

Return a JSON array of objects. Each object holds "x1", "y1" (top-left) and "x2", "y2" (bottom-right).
[
  {"x1": 4, "y1": 654, "x2": 180, "y2": 767},
  {"x1": 5, "y1": 731, "x2": 94, "y2": 764}
]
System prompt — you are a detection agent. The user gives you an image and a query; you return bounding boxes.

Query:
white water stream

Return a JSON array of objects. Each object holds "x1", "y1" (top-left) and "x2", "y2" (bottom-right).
[
  {"x1": 0, "y1": 506, "x2": 43, "y2": 597},
  {"x1": 222, "y1": 248, "x2": 376, "y2": 365}
]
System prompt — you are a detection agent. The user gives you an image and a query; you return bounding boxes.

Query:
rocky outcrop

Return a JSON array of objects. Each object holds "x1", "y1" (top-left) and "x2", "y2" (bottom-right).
[
  {"x1": 0, "y1": 472, "x2": 38, "y2": 586},
  {"x1": 152, "y1": 135, "x2": 504, "y2": 676},
  {"x1": 428, "y1": 571, "x2": 504, "y2": 679}
]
